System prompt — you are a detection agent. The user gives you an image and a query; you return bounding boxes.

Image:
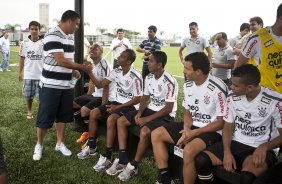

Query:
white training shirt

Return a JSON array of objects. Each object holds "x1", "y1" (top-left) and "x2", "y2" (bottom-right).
[
  {"x1": 180, "y1": 35, "x2": 210, "y2": 55},
  {"x1": 229, "y1": 34, "x2": 242, "y2": 48},
  {"x1": 144, "y1": 71, "x2": 178, "y2": 117},
  {"x1": 91, "y1": 59, "x2": 112, "y2": 98},
  {"x1": 106, "y1": 67, "x2": 142, "y2": 108},
  {"x1": 224, "y1": 87, "x2": 282, "y2": 149},
  {"x1": 241, "y1": 27, "x2": 282, "y2": 66},
  {"x1": 19, "y1": 37, "x2": 44, "y2": 80},
  {"x1": 0, "y1": 37, "x2": 10, "y2": 53},
  {"x1": 183, "y1": 75, "x2": 228, "y2": 132},
  {"x1": 110, "y1": 37, "x2": 132, "y2": 59},
  {"x1": 212, "y1": 45, "x2": 236, "y2": 80}
]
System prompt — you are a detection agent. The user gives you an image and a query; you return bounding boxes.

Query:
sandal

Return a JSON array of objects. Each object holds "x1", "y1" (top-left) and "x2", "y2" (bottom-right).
[{"x1": 27, "y1": 114, "x2": 33, "y2": 119}]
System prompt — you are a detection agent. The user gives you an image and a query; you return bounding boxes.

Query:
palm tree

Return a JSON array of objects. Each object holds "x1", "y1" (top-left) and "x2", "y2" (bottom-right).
[
  {"x1": 4, "y1": 23, "x2": 21, "y2": 32},
  {"x1": 96, "y1": 27, "x2": 107, "y2": 35},
  {"x1": 84, "y1": 22, "x2": 90, "y2": 27}
]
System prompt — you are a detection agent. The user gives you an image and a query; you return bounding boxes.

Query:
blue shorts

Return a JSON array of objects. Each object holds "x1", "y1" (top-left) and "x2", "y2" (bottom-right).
[
  {"x1": 22, "y1": 79, "x2": 40, "y2": 101},
  {"x1": 37, "y1": 87, "x2": 73, "y2": 129}
]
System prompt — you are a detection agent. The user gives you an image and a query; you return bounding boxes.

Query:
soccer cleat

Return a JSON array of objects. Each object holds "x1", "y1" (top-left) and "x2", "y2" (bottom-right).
[
  {"x1": 118, "y1": 162, "x2": 138, "y2": 181},
  {"x1": 54, "y1": 142, "x2": 72, "y2": 156},
  {"x1": 105, "y1": 158, "x2": 126, "y2": 176},
  {"x1": 77, "y1": 145, "x2": 97, "y2": 159},
  {"x1": 76, "y1": 132, "x2": 89, "y2": 143},
  {"x1": 33, "y1": 144, "x2": 43, "y2": 161},
  {"x1": 93, "y1": 155, "x2": 112, "y2": 172}
]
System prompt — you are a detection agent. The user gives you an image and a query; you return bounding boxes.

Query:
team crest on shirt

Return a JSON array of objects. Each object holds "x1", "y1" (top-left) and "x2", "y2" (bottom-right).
[
  {"x1": 158, "y1": 84, "x2": 162, "y2": 92},
  {"x1": 204, "y1": 95, "x2": 210, "y2": 104},
  {"x1": 219, "y1": 50, "x2": 225, "y2": 56},
  {"x1": 125, "y1": 80, "x2": 130, "y2": 87},
  {"x1": 196, "y1": 40, "x2": 200, "y2": 45},
  {"x1": 150, "y1": 42, "x2": 155, "y2": 47},
  {"x1": 258, "y1": 106, "x2": 268, "y2": 117}
]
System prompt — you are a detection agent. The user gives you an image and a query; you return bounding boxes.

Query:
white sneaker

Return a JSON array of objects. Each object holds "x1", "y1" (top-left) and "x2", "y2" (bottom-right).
[
  {"x1": 5, "y1": 69, "x2": 11, "y2": 72},
  {"x1": 105, "y1": 158, "x2": 126, "y2": 176},
  {"x1": 0, "y1": 68, "x2": 3, "y2": 72},
  {"x1": 77, "y1": 145, "x2": 97, "y2": 159},
  {"x1": 93, "y1": 155, "x2": 112, "y2": 172},
  {"x1": 118, "y1": 162, "x2": 138, "y2": 181},
  {"x1": 55, "y1": 142, "x2": 72, "y2": 156},
  {"x1": 33, "y1": 144, "x2": 43, "y2": 161}
]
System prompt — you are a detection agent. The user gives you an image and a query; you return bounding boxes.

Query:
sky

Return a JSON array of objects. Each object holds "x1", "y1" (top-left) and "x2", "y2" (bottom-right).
[{"x1": 0, "y1": 0, "x2": 281, "y2": 40}]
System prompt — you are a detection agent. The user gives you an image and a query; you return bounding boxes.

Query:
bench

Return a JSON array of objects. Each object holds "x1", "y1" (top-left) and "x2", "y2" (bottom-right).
[{"x1": 74, "y1": 116, "x2": 241, "y2": 184}]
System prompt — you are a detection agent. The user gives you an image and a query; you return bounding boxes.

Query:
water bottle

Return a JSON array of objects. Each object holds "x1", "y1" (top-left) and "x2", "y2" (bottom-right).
[{"x1": 69, "y1": 77, "x2": 78, "y2": 88}]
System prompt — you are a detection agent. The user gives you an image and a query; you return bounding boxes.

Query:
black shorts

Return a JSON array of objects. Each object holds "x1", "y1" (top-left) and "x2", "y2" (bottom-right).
[
  {"x1": 37, "y1": 87, "x2": 73, "y2": 128},
  {"x1": 0, "y1": 138, "x2": 6, "y2": 174},
  {"x1": 164, "y1": 123, "x2": 222, "y2": 146},
  {"x1": 206, "y1": 140, "x2": 278, "y2": 171},
  {"x1": 97, "y1": 101, "x2": 136, "y2": 121},
  {"x1": 74, "y1": 94, "x2": 102, "y2": 110},
  {"x1": 123, "y1": 108, "x2": 175, "y2": 131}
]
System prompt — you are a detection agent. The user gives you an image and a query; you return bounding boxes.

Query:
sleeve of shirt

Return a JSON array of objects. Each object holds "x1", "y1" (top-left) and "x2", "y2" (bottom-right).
[
  {"x1": 139, "y1": 40, "x2": 145, "y2": 49},
  {"x1": 223, "y1": 97, "x2": 234, "y2": 123},
  {"x1": 125, "y1": 39, "x2": 132, "y2": 49},
  {"x1": 43, "y1": 34, "x2": 64, "y2": 53},
  {"x1": 241, "y1": 35, "x2": 260, "y2": 59},
  {"x1": 106, "y1": 69, "x2": 116, "y2": 82},
  {"x1": 165, "y1": 79, "x2": 178, "y2": 102},
  {"x1": 19, "y1": 41, "x2": 26, "y2": 57},
  {"x1": 133, "y1": 76, "x2": 143, "y2": 97},
  {"x1": 143, "y1": 76, "x2": 149, "y2": 96},
  {"x1": 273, "y1": 101, "x2": 282, "y2": 128},
  {"x1": 155, "y1": 39, "x2": 161, "y2": 50},
  {"x1": 215, "y1": 90, "x2": 226, "y2": 117},
  {"x1": 180, "y1": 38, "x2": 186, "y2": 48},
  {"x1": 227, "y1": 48, "x2": 236, "y2": 61},
  {"x1": 182, "y1": 84, "x2": 187, "y2": 109}
]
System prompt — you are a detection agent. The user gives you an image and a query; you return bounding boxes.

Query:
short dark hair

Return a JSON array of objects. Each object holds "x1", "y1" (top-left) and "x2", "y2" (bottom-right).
[
  {"x1": 148, "y1": 25, "x2": 157, "y2": 33},
  {"x1": 117, "y1": 28, "x2": 124, "y2": 33},
  {"x1": 217, "y1": 32, "x2": 228, "y2": 40},
  {"x1": 240, "y1": 23, "x2": 250, "y2": 32},
  {"x1": 277, "y1": 3, "x2": 282, "y2": 20},
  {"x1": 249, "y1": 16, "x2": 264, "y2": 27},
  {"x1": 151, "y1": 51, "x2": 167, "y2": 68},
  {"x1": 61, "y1": 10, "x2": 80, "y2": 22},
  {"x1": 232, "y1": 64, "x2": 260, "y2": 86},
  {"x1": 189, "y1": 22, "x2": 198, "y2": 27},
  {"x1": 29, "y1": 21, "x2": 41, "y2": 29},
  {"x1": 124, "y1": 49, "x2": 136, "y2": 63},
  {"x1": 185, "y1": 52, "x2": 210, "y2": 75}
]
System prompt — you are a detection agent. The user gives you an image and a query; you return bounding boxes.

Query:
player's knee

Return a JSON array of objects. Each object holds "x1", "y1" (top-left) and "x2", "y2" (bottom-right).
[
  {"x1": 151, "y1": 127, "x2": 165, "y2": 143},
  {"x1": 140, "y1": 126, "x2": 151, "y2": 140},
  {"x1": 195, "y1": 152, "x2": 212, "y2": 172}
]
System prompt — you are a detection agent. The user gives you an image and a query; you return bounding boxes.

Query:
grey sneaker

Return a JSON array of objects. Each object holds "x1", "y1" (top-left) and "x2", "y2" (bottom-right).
[
  {"x1": 118, "y1": 162, "x2": 138, "y2": 181},
  {"x1": 93, "y1": 155, "x2": 112, "y2": 172},
  {"x1": 105, "y1": 158, "x2": 126, "y2": 176},
  {"x1": 77, "y1": 145, "x2": 97, "y2": 159},
  {"x1": 55, "y1": 142, "x2": 72, "y2": 156}
]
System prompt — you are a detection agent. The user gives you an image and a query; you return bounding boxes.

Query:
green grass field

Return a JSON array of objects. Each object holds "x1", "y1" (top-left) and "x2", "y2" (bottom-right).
[{"x1": 0, "y1": 46, "x2": 184, "y2": 184}]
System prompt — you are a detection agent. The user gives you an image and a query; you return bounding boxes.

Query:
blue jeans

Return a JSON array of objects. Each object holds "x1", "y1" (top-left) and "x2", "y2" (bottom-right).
[{"x1": 0, "y1": 51, "x2": 9, "y2": 70}]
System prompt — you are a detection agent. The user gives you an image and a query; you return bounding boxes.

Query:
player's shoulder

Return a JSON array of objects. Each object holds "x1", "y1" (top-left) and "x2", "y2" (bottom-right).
[
  {"x1": 260, "y1": 87, "x2": 282, "y2": 104},
  {"x1": 208, "y1": 76, "x2": 228, "y2": 96},
  {"x1": 163, "y1": 71, "x2": 177, "y2": 84},
  {"x1": 129, "y1": 68, "x2": 142, "y2": 79}
]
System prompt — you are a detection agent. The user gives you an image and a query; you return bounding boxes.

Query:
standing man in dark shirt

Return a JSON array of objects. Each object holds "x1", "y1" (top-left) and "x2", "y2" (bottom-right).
[{"x1": 136, "y1": 25, "x2": 161, "y2": 80}]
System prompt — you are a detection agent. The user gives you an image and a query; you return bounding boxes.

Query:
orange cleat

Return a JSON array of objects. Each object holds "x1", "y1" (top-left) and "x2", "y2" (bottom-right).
[{"x1": 76, "y1": 132, "x2": 89, "y2": 143}]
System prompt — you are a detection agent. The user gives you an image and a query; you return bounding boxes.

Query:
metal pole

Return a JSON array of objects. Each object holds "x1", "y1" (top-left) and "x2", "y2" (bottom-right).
[{"x1": 74, "y1": 0, "x2": 84, "y2": 97}]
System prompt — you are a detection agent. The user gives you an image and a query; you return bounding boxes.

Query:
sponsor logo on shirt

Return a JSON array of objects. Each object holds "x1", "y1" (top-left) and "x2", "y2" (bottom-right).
[
  {"x1": 246, "y1": 39, "x2": 257, "y2": 57},
  {"x1": 276, "y1": 72, "x2": 282, "y2": 79},
  {"x1": 261, "y1": 96, "x2": 271, "y2": 104},
  {"x1": 264, "y1": 39, "x2": 273, "y2": 47},
  {"x1": 234, "y1": 116, "x2": 266, "y2": 137},
  {"x1": 276, "y1": 102, "x2": 282, "y2": 124},
  {"x1": 267, "y1": 51, "x2": 282, "y2": 70},
  {"x1": 218, "y1": 92, "x2": 224, "y2": 113}
]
